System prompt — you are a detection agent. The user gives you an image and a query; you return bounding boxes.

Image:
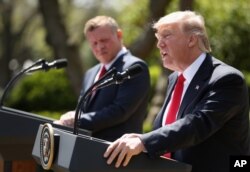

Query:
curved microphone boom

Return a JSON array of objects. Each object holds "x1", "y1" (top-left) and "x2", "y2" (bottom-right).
[
  {"x1": 73, "y1": 64, "x2": 143, "y2": 135},
  {"x1": 96, "y1": 63, "x2": 143, "y2": 90},
  {"x1": 0, "y1": 58, "x2": 68, "y2": 107},
  {"x1": 73, "y1": 67, "x2": 117, "y2": 135},
  {"x1": 27, "y1": 59, "x2": 68, "y2": 73}
]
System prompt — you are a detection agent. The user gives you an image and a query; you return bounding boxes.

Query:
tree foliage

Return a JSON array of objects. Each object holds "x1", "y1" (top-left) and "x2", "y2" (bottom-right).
[
  {"x1": 195, "y1": 0, "x2": 250, "y2": 70},
  {"x1": 1, "y1": 0, "x2": 250, "y2": 116}
]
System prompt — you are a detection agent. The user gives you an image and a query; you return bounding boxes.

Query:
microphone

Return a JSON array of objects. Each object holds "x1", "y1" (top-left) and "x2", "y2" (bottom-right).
[
  {"x1": 72, "y1": 64, "x2": 143, "y2": 135},
  {"x1": 73, "y1": 67, "x2": 117, "y2": 135},
  {"x1": 96, "y1": 63, "x2": 143, "y2": 89},
  {"x1": 0, "y1": 58, "x2": 68, "y2": 107},
  {"x1": 27, "y1": 59, "x2": 68, "y2": 73}
]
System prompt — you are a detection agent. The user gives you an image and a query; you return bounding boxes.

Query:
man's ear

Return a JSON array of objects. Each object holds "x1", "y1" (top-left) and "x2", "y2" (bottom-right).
[
  {"x1": 117, "y1": 29, "x2": 123, "y2": 39},
  {"x1": 188, "y1": 34, "x2": 198, "y2": 48}
]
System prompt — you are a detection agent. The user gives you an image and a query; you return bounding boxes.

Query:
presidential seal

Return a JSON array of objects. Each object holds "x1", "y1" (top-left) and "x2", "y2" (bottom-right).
[{"x1": 40, "y1": 123, "x2": 55, "y2": 170}]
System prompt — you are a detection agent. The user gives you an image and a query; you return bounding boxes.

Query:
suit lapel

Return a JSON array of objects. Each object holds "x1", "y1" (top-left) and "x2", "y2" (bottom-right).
[
  {"x1": 154, "y1": 72, "x2": 178, "y2": 127},
  {"x1": 177, "y1": 54, "x2": 214, "y2": 119},
  {"x1": 84, "y1": 65, "x2": 100, "y2": 93},
  {"x1": 86, "y1": 54, "x2": 126, "y2": 108},
  {"x1": 86, "y1": 53, "x2": 125, "y2": 95}
]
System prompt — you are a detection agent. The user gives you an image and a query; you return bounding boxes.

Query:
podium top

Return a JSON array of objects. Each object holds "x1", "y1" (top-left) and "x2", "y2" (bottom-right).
[{"x1": 32, "y1": 124, "x2": 192, "y2": 172}]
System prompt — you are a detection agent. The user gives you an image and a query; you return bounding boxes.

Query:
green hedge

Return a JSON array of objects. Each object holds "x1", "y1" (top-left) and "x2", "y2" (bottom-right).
[{"x1": 6, "y1": 69, "x2": 77, "y2": 113}]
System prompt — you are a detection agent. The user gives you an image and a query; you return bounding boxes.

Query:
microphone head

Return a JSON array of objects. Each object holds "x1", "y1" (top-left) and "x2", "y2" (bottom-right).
[
  {"x1": 115, "y1": 64, "x2": 143, "y2": 83},
  {"x1": 126, "y1": 63, "x2": 143, "y2": 78},
  {"x1": 53, "y1": 59, "x2": 68, "y2": 69}
]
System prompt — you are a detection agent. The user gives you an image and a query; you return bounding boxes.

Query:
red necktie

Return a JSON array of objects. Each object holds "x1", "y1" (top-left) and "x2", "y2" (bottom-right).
[
  {"x1": 164, "y1": 74, "x2": 185, "y2": 158},
  {"x1": 90, "y1": 66, "x2": 107, "y2": 100},
  {"x1": 97, "y1": 65, "x2": 107, "y2": 80}
]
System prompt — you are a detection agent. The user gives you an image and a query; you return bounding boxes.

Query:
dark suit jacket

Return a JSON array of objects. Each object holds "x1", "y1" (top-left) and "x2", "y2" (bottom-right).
[
  {"x1": 79, "y1": 52, "x2": 150, "y2": 141},
  {"x1": 141, "y1": 54, "x2": 250, "y2": 172}
]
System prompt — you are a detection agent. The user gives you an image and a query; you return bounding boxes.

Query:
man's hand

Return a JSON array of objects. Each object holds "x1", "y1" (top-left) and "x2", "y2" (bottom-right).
[
  {"x1": 103, "y1": 133, "x2": 145, "y2": 168},
  {"x1": 53, "y1": 111, "x2": 75, "y2": 127}
]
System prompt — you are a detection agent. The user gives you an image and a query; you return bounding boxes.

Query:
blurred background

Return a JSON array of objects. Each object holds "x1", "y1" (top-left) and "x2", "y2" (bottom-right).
[{"x1": 0, "y1": 0, "x2": 250, "y2": 132}]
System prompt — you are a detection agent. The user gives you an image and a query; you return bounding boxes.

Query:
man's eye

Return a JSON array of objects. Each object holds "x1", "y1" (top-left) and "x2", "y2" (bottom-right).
[
  {"x1": 101, "y1": 39, "x2": 109, "y2": 43},
  {"x1": 163, "y1": 34, "x2": 171, "y2": 39},
  {"x1": 156, "y1": 33, "x2": 171, "y2": 40}
]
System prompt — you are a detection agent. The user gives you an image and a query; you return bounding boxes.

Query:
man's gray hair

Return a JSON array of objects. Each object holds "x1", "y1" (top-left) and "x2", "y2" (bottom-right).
[{"x1": 153, "y1": 11, "x2": 211, "y2": 53}]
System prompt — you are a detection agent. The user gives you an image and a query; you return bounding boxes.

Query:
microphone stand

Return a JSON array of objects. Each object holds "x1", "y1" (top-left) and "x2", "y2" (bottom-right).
[
  {"x1": 73, "y1": 67, "x2": 117, "y2": 135},
  {"x1": 0, "y1": 59, "x2": 47, "y2": 107}
]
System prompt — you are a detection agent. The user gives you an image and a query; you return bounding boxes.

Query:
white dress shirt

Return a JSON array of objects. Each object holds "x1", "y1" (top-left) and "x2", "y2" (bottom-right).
[{"x1": 162, "y1": 53, "x2": 206, "y2": 126}]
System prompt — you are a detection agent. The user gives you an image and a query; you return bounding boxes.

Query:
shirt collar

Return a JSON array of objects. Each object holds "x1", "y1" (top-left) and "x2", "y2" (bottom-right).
[
  {"x1": 181, "y1": 52, "x2": 206, "y2": 83},
  {"x1": 103, "y1": 47, "x2": 128, "y2": 70}
]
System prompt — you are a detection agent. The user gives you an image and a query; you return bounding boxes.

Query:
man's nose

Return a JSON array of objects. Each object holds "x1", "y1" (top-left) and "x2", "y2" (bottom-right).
[{"x1": 157, "y1": 39, "x2": 165, "y2": 49}]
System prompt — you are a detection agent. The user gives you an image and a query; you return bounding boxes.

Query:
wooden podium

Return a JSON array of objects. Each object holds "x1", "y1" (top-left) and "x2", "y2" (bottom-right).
[
  {"x1": 0, "y1": 107, "x2": 52, "y2": 172},
  {"x1": 0, "y1": 107, "x2": 90, "y2": 172},
  {"x1": 32, "y1": 124, "x2": 192, "y2": 172}
]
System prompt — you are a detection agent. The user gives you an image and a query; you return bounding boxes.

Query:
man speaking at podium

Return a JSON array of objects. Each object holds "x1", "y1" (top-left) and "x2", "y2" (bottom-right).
[
  {"x1": 54, "y1": 16, "x2": 150, "y2": 142},
  {"x1": 104, "y1": 11, "x2": 250, "y2": 172}
]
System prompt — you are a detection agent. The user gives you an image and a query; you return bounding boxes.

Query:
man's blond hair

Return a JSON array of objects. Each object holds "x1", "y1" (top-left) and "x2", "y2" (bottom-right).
[{"x1": 84, "y1": 16, "x2": 119, "y2": 35}]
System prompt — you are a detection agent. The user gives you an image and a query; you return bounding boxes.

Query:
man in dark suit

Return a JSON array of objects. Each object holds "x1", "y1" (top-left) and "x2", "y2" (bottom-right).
[
  {"x1": 54, "y1": 16, "x2": 150, "y2": 142},
  {"x1": 104, "y1": 11, "x2": 250, "y2": 172}
]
